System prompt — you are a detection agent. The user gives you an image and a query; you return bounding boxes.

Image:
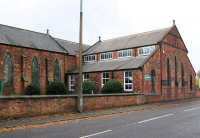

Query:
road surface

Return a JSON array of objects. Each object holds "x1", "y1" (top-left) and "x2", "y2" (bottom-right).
[{"x1": 1, "y1": 100, "x2": 200, "y2": 138}]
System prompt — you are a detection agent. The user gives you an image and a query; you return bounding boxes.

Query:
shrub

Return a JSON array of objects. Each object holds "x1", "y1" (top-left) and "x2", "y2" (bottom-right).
[
  {"x1": 25, "y1": 84, "x2": 41, "y2": 95},
  {"x1": 101, "y1": 79, "x2": 124, "y2": 94},
  {"x1": 47, "y1": 81, "x2": 67, "y2": 95},
  {"x1": 83, "y1": 80, "x2": 97, "y2": 94}
]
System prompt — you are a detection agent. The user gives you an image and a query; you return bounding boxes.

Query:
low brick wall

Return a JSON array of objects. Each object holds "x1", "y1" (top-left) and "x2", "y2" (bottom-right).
[
  {"x1": 0, "y1": 95, "x2": 77, "y2": 119},
  {"x1": 84, "y1": 94, "x2": 145, "y2": 111},
  {"x1": 0, "y1": 92, "x2": 199, "y2": 119},
  {"x1": 0, "y1": 94, "x2": 145, "y2": 119},
  {"x1": 145, "y1": 92, "x2": 198, "y2": 103}
]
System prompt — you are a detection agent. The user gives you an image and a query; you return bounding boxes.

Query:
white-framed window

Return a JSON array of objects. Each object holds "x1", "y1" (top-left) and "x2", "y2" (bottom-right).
[
  {"x1": 83, "y1": 73, "x2": 89, "y2": 81},
  {"x1": 84, "y1": 55, "x2": 96, "y2": 63},
  {"x1": 118, "y1": 49, "x2": 132, "y2": 58},
  {"x1": 100, "y1": 52, "x2": 113, "y2": 60},
  {"x1": 69, "y1": 75, "x2": 75, "y2": 91},
  {"x1": 124, "y1": 71, "x2": 133, "y2": 91},
  {"x1": 138, "y1": 45, "x2": 155, "y2": 56},
  {"x1": 102, "y1": 72, "x2": 109, "y2": 86}
]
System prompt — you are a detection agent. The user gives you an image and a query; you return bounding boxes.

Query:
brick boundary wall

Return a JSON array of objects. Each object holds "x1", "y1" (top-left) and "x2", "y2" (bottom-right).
[{"x1": 0, "y1": 92, "x2": 200, "y2": 119}]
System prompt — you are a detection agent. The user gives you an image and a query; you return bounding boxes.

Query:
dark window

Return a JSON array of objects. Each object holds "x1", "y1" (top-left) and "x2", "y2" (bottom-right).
[
  {"x1": 4, "y1": 54, "x2": 14, "y2": 86},
  {"x1": 190, "y1": 75, "x2": 193, "y2": 91},
  {"x1": 181, "y1": 63, "x2": 185, "y2": 87},
  {"x1": 32, "y1": 57, "x2": 40, "y2": 85},
  {"x1": 175, "y1": 56, "x2": 178, "y2": 87},
  {"x1": 151, "y1": 69, "x2": 156, "y2": 93},
  {"x1": 54, "y1": 59, "x2": 61, "y2": 81},
  {"x1": 167, "y1": 58, "x2": 171, "y2": 95},
  {"x1": 167, "y1": 58, "x2": 171, "y2": 86}
]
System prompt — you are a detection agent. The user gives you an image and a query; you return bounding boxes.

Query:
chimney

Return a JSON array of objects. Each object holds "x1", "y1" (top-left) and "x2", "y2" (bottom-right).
[
  {"x1": 173, "y1": 20, "x2": 176, "y2": 26},
  {"x1": 47, "y1": 29, "x2": 49, "y2": 36},
  {"x1": 99, "y1": 36, "x2": 101, "y2": 42}
]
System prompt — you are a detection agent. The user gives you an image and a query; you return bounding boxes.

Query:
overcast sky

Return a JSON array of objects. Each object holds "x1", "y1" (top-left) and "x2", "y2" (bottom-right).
[{"x1": 0, "y1": 0, "x2": 199, "y2": 72}]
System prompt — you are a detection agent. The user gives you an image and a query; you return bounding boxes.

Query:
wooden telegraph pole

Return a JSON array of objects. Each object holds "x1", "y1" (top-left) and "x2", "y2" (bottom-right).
[{"x1": 77, "y1": 0, "x2": 84, "y2": 113}]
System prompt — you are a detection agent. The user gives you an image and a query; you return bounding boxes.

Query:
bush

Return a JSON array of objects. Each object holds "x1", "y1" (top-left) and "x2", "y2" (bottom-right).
[
  {"x1": 83, "y1": 80, "x2": 97, "y2": 94},
  {"x1": 47, "y1": 81, "x2": 67, "y2": 95},
  {"x1": 25, "y1": 84, "x2": 41, "y2": 95},
  {"x1": 101, "y1": 79, "x2": 124, "y2": 94}
]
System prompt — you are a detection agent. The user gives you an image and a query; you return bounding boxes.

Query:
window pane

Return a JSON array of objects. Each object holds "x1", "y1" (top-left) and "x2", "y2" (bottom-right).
[
  {"x1": 54, "y1": 60, "x2": 61, "y2": 81},
  {"x1": 4, "y1": 54, "x2": 14, "y2": 86},
  {"x1": 32, "y1": 57, "x2": 40, "y2": 85}
]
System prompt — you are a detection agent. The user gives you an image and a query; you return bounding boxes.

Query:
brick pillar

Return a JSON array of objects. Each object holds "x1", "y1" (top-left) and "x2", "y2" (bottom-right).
[
  {"x1": 21, "y1": 55, "x2": 28, "y2": 94},
  {"x1": 46, "y1": 58, "x2": 52, "y2": 85}
]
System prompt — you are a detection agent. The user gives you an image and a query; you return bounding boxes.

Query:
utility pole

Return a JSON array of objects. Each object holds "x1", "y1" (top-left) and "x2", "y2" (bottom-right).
[{"x1": 77, "y1": 0, "x2": 83, "y2": 113}]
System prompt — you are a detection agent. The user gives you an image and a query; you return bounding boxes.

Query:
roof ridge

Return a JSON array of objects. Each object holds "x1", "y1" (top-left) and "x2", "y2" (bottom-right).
[
  {"x1": 55, "y1": 38, "x2": 79, "y2": 45},
  {"x1": 48, "y1": 35, "x2": 68, "y2": 53},
  {"x1": 101, "y1": 27, "x2": 171, "y2": 42},
  {"x1": 0, "y1": 23, "x2": 49, "y2": 36}
]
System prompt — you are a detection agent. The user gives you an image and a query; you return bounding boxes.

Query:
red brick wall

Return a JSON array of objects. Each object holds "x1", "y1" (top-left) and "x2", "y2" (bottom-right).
[
  {"x1": 0, "y1": 94, "x2": 145, "y2": 119},
  {"x1": 141, "y1": 26, "x2": 196, "y2": 95},
  {"x1": 143, "y1": 46, "x2": 161, "y2": 94},
  {"x1": 0, "y1": 96, "x2": 77, "y2": 119},
  {"x1": 0, "y1": 93, "x2": 199, "y2": 119},
  {"x1": 84, "y1": 94, "x2": 145, "y2": 110},
  {"x1": 0, "y1": 44, "x2": 74, "y2": 95},
  {"x1": 160, "y1": 26, "x2": 196, "y2": 96}
]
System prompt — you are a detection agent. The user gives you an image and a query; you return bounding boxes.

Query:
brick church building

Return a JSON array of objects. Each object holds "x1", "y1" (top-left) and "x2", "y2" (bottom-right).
[{"x1": 0, "y1": 23, "x2": 196, "y2": 96}]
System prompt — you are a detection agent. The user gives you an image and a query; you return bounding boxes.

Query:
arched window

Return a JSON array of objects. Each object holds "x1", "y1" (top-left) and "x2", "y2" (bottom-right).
[
  {"x1": 151, "y1": 69, "x2": 156, "y2": 93},
  {"x1": 32, "y1": 57, "x2": 40, "y2": 85},
  {"x1": 181, "y1": 63, "x2": 185, "y2": 87},
  {"x1": 175, "y1": 56, "x2": 178, "y2": 87},
  {"x1": 4, "y1": 54, "x2": 14, "y2": 86},
  {"x1": 54, "y1": 59, "x2": 61, "y2": 81},
  {"x1": 167, "y1": 58, "x2": 171, "y2": 95},
  {"x1": 190, "y1": 75, "x2": 193, "y2": 91}
]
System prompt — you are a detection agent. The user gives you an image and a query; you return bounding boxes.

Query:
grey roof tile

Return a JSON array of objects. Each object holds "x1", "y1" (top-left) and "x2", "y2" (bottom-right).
[
  {"x1": 55, "y1": 38, "x2": 91, "y2": 55},
  {"x1": 84, "y1": 27, "x2": 171, "y2": 55},
  {"x1": 0, "y1": 24, "x2": 66, "y2": 53},
  {"x1": 69, "y1": 56, "x2": 148, "y2": 74}
]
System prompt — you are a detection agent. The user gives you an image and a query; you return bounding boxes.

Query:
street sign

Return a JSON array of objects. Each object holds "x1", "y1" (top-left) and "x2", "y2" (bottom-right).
[{"x1": 145, "y1": 74, "x2": 151, "y2": 81}]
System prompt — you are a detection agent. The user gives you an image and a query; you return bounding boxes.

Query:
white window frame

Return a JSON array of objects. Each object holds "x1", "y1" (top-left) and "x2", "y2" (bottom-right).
[
  {"x1": 83, "y1": 73, "x2": 89, "y2": 81},
  {"x1": 102, "y1": 72, "x2": 109, "y2": 87},
  {"x1": 69, "y1": 75, "x2": 75, "y2": 91},
  {"x1": 138, "y1": 45, "x2": 155, "y2": 56},
  {"x1": 100, "y1": 52, "x2": 113, "y2": 61},
  {"x1": 124, "y1": 71, "x2": 133, "y2": 91},
  {"x1": 118, "y1": 49, "x2": 132, "y2": 58},
  {"x1": 84, "y1": 55, "x2": 96, "y2": 63}
]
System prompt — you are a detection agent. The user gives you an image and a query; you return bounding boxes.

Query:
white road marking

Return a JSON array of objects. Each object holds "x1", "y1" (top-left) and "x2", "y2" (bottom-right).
[
  {"x1": 80, "y1": 114, "x2": 173, "y2": 138},
  {"x1": 137, "y1": 114, "x2": 173, "y2": 124},
  {"x1": 184, "y1": 107, "x2": 200, "y2": 112},
  {"x1": 79, "y1": 130, "x2": 112, "y2": 138},
  {"x1": 120, "y1": 122, "x2": 137, "y2": 128}
]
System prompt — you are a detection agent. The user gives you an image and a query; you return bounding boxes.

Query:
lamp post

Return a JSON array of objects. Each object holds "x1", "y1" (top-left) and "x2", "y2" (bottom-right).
[{"x1": 77, "y1": 0, "x2": 83, "y2": 113}]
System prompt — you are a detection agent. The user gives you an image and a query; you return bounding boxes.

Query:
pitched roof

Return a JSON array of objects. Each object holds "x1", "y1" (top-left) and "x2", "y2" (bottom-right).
[
  {"x1": 69, "y1": 55, "x2": 148, "y2": 74},
  {"x1": 55, "y1": 38, "x2": 91, "y2": 55},
  {"x1": 0, "y1": 24, "x2": 67, "y2": 53},
  {"x1": 84, "y1": 27, "x2": 172, "y2": 55}
]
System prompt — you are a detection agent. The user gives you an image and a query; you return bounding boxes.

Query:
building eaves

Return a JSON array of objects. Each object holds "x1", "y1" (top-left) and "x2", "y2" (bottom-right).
[{"x1": 68, "y1": 56, "x2": 149, "y2": 74}]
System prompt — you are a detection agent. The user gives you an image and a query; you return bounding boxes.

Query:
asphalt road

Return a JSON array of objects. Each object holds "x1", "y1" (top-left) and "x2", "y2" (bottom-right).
[{"x1": 1, "y1": 101, "x2": 200, "y2": 138}]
